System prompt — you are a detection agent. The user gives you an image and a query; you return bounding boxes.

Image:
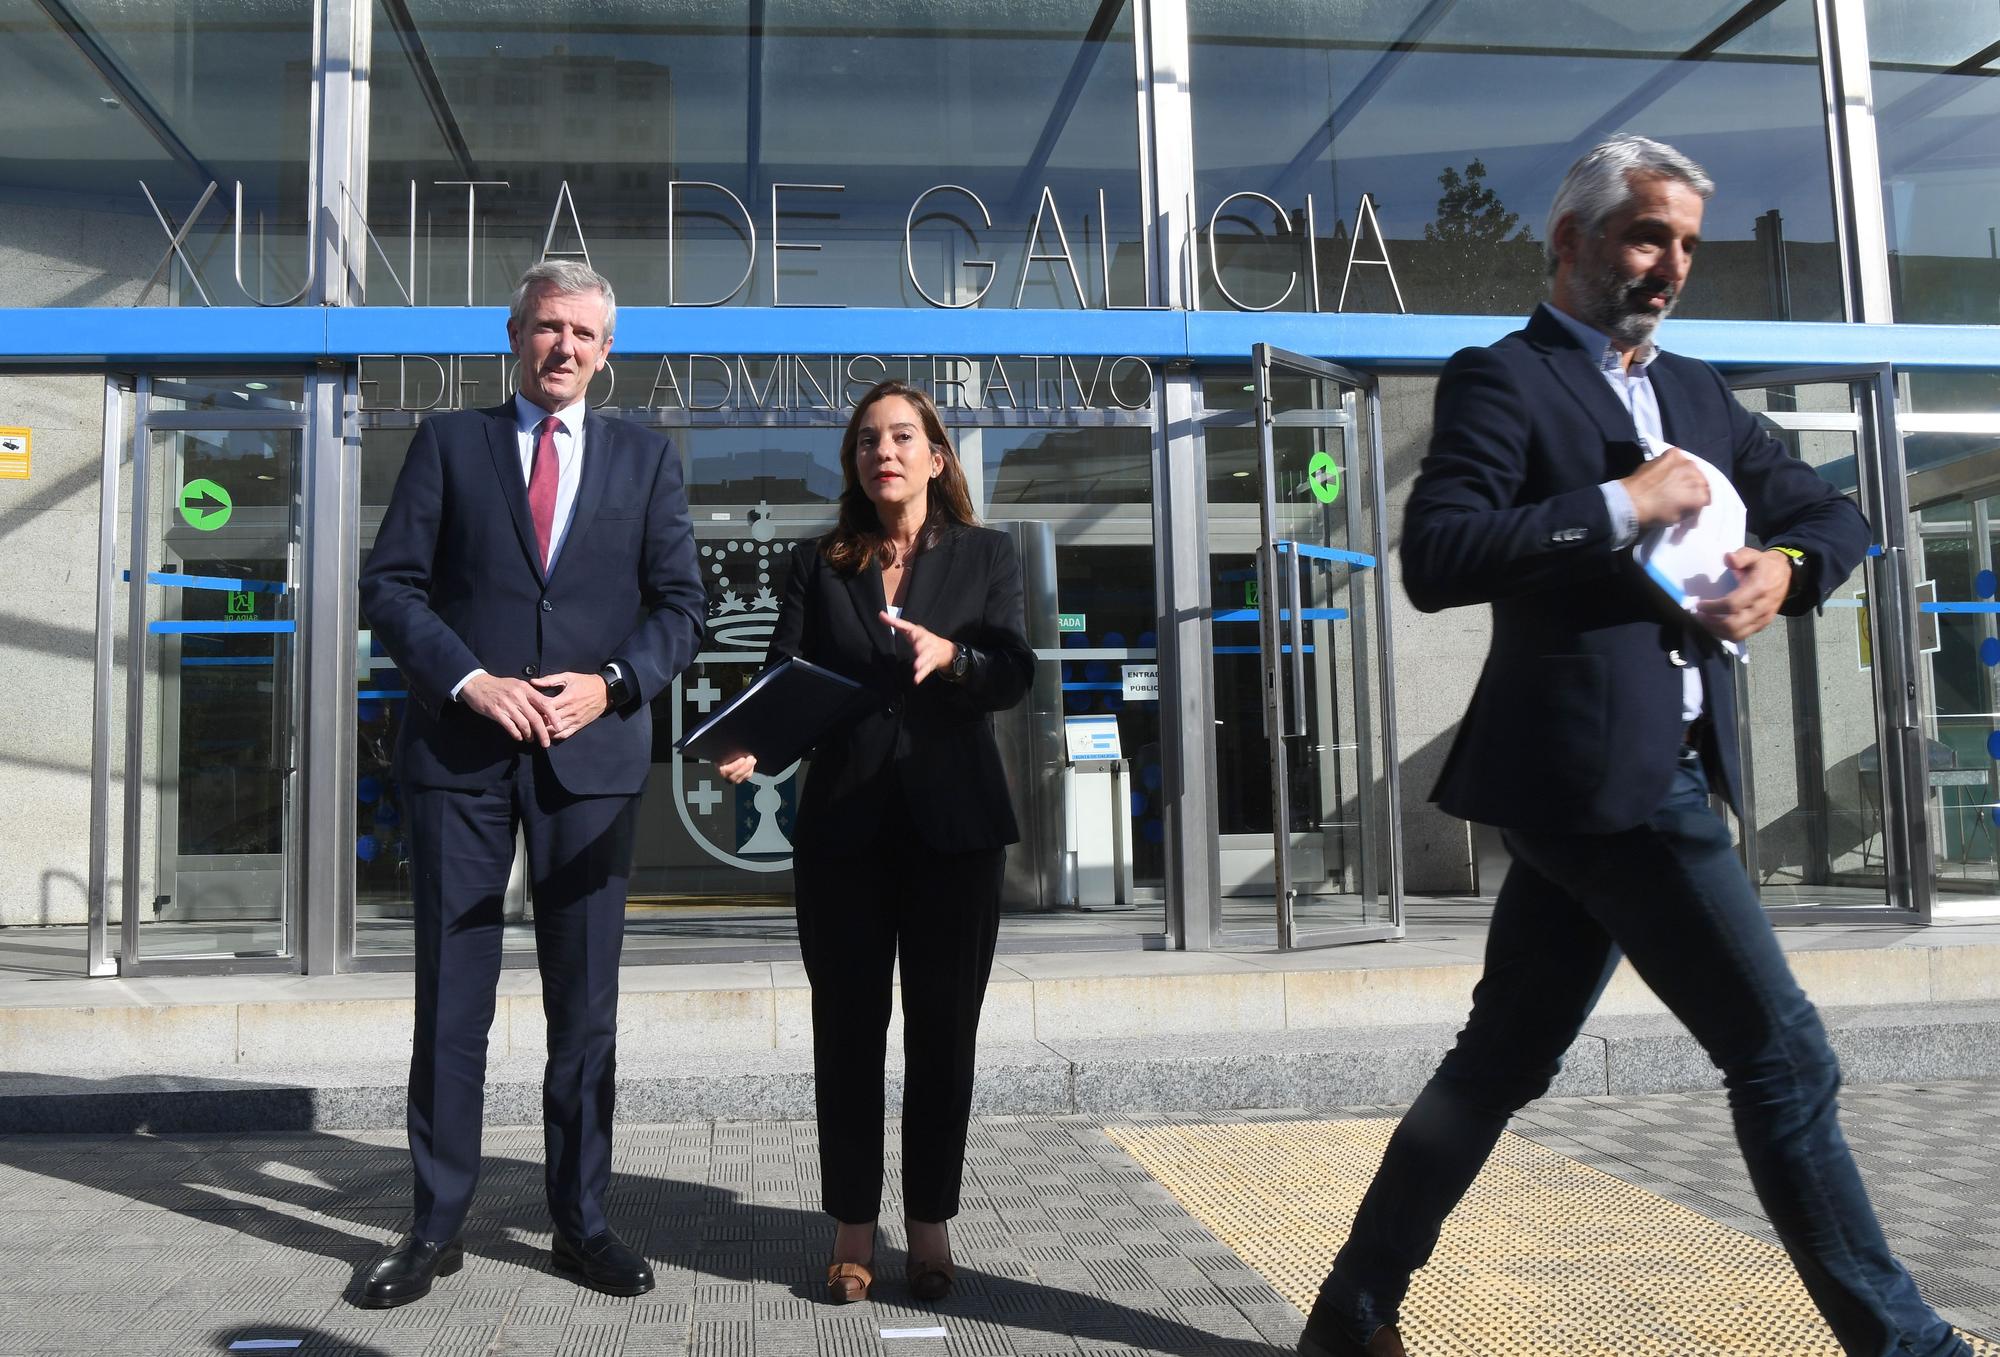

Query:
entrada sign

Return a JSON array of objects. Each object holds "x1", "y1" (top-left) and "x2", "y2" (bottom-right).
[{"x1": 138, "y1": 178, "x2": 1406, "y2": 315}]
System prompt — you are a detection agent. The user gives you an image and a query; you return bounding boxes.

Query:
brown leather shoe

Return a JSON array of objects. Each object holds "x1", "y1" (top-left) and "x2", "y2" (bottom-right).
[
  {"x1": 1298, "y1": 1321, "x2": 1406, "y2": 1357},
  {"x1": 906, "y1": 1255, "x2": 955, "y2": 1303},
  {"x1": 825, "y1": 1260, "x2": 872, "y2": 1304}
]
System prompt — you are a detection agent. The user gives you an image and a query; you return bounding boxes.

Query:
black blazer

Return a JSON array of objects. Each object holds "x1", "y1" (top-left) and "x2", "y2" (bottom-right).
[
  {"x1": 1404, "y1": 306, "x2": 1869, "y2": 835},
  {"x1": 359, "y1": 404, "x2": 706, "y2": 796},
  {"x1": 766, "y1": 524, "x2": 1035, "y2": 855}
]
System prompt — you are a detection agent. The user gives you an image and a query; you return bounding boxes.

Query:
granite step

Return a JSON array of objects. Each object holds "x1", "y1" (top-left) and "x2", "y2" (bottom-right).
[{"x1": 6, "y1": 1001, "x2": 1998, "y2": 1134}]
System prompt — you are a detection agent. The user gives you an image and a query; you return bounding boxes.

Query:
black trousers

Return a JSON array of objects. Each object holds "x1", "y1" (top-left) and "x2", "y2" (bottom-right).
[
  {"x1": 793, "y1": 836, "x2": 1004, "y2": 1225},
  {"x1": 404, "y1": 750, "x2": 636, "y2": 1244}
]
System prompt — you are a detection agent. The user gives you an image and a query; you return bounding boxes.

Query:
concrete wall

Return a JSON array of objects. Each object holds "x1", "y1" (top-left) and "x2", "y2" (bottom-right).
[
  {"x1": 1379, "y1": 373, "x2": 1483, "y2": 895},
  {"x1": 0, "y1": 373, "x2": 113, "y2": 926}
]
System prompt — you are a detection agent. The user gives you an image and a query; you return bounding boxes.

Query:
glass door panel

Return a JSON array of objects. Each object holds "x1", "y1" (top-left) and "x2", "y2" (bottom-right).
[
  {"x1": 116, "y1": 377, "x2": 306, "y2": 968},
  {"x1": 1727, "y1": 370, "x2": 1911, "y2": 914},
  {"x1": 1904, "y1": 421, "x2": 2000, "y2": 917},
  {"x1": 1239, "y1": 346, "x2": 1402, "y2": 948}
]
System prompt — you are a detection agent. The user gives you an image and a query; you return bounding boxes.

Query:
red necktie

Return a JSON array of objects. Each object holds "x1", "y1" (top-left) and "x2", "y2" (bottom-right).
[{"x1": 528, "y1": 414, "x2": 559, "y2": 569}]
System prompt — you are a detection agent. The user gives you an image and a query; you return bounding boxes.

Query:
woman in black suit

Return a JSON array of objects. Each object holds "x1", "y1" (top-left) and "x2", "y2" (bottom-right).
[{"x1": 717, "y1": 379, "x2": 1034, "y2": 1306}]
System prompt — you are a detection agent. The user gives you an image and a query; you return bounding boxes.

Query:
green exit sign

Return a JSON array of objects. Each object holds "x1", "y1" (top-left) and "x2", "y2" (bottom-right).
[{"x1": 1057, "y1": 612, "x2": 1087, "y2": 633}]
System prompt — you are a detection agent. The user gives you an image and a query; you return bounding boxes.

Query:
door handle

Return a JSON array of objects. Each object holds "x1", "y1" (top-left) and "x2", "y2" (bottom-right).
[{"x1": 1283, "y1": 542, "x2": 1307, "y2": 738}]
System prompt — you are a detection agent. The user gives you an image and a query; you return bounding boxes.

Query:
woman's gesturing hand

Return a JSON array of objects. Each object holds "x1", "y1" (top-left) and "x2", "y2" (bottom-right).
[
  {"x1": 881, "y1": 611, "x2": 958, "y2": 684},
  {"x1": 717, "y1": 753, "x2": 758, "y2": 784}
]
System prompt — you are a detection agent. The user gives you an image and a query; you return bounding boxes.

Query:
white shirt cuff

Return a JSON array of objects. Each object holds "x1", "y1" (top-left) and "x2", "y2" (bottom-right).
[
  {"x1": 1599, "y1": 481, "x2": 1639, "y2": 550},
  {"x1": 450, "y1": 668, "x2": 485, "y2": 701}
]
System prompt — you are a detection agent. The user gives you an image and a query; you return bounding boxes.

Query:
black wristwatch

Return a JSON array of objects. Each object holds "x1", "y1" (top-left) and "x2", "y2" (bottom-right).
[
  {"x1": 599, "y1": 662, "x2": 629, "y2": 708},
  {"x1": 945, "y1": 643, "x2": 972, "y2": 683}
]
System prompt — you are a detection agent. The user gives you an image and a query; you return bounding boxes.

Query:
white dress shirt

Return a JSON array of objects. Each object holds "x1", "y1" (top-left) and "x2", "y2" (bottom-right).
[
  {"x1": 1543, "y1": 302, "x2": 1703, "y2": 723},
  {"x1": 449, "y1": 394, "x2": 593, "y2": 701}
]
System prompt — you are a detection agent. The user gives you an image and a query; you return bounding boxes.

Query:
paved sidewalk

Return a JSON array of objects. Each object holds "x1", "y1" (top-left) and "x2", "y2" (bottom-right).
[{"x1": 1, "y1": 1081, "x2": 1995, "y2": 1356}]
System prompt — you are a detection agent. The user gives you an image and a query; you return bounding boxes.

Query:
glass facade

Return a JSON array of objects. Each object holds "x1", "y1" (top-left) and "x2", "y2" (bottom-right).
[
  {"x1": 1186, "y1": 0, "x2": 1844, "y2": 318},
  {"x1": 361, "y1": 0, "x2": 1143, "y2": 309},
  {"x1": 0, "y1": 0, "x2": 315, "y2": 306},
  {"x1": 2, "y1": 0, "x2": 1999, "y2": 974},
  {"x1": 1866, "y1": 0, "x2": 2000, "y2": 324}
]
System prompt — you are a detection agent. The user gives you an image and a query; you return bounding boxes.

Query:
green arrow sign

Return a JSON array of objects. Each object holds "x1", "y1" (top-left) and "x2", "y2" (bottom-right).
[
  {"x1": 1307, "y1": 450, "x2": 1343, "y2": 505},
  {"x1": 179, "y1": 478, "x2": 233, "y2": 531},
  {"x1": 1057, "y1": 612, "x2": 1087, "y2": 633}
]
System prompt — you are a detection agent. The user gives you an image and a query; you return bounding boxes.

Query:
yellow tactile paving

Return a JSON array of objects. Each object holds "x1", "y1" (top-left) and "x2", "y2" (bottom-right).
[{"x1": 1106, "y1": 1119, "x2": 2000, "y2": 1357}]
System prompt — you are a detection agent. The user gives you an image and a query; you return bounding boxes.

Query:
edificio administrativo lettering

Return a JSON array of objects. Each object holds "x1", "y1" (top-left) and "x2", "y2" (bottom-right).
[{"x1": 357, "y1": 353, "x2": 1157, "y2": 413}]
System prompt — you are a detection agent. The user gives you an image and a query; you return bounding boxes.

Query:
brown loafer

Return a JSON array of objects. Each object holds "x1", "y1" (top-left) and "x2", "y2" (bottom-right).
[
  {"x1": 906, "y1": 1255, "x2": 955, "y2": 1303},
  {"x1": 825, "y1": 1260, "x2": 872, "y2": 1304}
]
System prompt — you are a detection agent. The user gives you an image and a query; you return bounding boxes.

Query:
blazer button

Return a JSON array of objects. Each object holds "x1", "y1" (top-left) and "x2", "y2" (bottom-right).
[
  {"x1": 523, "y1": 663, "x2": 539, "y2": 678},
  {"x1": 541, "y1": 599, "x2": 554, "y2": 613},
  {"x1": 887, "y1": 698, "x2": 904, "y2": 715}
]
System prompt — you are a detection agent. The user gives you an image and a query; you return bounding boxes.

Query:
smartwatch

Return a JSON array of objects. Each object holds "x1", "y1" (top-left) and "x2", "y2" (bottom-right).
[{"x1": 598, "y1": 662, "x2": 629, "y2": 708}]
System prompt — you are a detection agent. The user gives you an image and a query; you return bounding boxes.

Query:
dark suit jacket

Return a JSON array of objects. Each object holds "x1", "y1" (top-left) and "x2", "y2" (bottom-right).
[
  {"x1": 359, "y1": 404, "x2": 705, "y2": 797},
  {"x1": 766, "y1": 524, "x2": 1035, "y2": 855},
  {"x1": 1404, "y1": 306, "x2": 1869, "y2": 835}
]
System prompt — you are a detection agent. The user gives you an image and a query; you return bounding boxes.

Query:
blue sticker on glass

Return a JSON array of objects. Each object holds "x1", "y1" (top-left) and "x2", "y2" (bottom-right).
[
  {"x1": 1983, "y1": 638, "x2": 2000, "y2": 667},
  {"x1": 1987, "y1": 730, "x2": 2000, "y2": 761},
  {"x1": 1979, "y1": 569, "x2": 1997, "y2": 599}
]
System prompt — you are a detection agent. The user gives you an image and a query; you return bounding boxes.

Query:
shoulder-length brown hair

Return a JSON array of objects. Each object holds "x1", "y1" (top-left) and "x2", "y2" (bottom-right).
[{"x1": 822, "y1": 379, "x2": 980, "y2": 575}]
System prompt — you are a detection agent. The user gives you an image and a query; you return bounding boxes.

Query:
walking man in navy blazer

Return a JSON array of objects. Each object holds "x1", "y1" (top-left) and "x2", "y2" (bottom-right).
[
  {"x1": 1300, "y1": 137, "x2": 1972, "y2": 1357},
  {"x1": 358, "y1": 261, "x2": 705, "y2": 1307}
]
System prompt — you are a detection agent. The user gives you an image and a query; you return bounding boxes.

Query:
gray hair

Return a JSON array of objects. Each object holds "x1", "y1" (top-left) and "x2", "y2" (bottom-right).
[
  {"x1": 509, "y1": 260, "x2": 617, "y2": 338},
  {"x1": 1544, "y1": 135, "x2": 1714, "y2": 273}
]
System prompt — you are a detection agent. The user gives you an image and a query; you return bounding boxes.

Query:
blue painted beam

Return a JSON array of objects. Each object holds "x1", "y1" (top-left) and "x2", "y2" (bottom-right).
[
  {"x1": 1184, "y1": 311, "x2": 2000, "y2": 368},
  {"x1": 3, "y1": 305, "x2": 1999, "y2": 370}
]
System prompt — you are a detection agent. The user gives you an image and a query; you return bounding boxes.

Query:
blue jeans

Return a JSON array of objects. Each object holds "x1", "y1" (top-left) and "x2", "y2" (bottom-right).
[{"x1": 1322, "y1": 753, "x2": 1969, "y2": 1357}]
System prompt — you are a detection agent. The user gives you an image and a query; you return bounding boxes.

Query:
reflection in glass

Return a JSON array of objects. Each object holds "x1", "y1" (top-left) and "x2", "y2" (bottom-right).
[
  {"x1": 1915, "y1": 501, "x2": 1999, "y2": 896},
  {"x1": 0, "y1": 0, "x2": 314, "y2": 306},
  {"x1": 364, "y1": 0, "x2": 1143, "y2": 307},
  {"x1": 353, "y1": 400, "x2": 1166, "y2": 956},
  {"x1": 1187, "y1": 0, "x2": 1842, "y2": 319},
  {"x1": 985, "y1": 427, "x2": 1151, "y2": 505},
  {"x1": 1867, "y1": 0, "x2": 2000, "y2": 324}
]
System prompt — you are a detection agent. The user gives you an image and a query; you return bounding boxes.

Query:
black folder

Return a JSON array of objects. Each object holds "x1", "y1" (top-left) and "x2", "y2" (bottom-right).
[{"x1": 673, "y1": 657, "x2": 866, "y2": 769}]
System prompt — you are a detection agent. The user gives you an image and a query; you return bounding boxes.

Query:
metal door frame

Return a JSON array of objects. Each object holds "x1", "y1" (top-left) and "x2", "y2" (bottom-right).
[
  {"x1": 1725, "y1": 362, "x2": 1929, "y2": 920},
  {"x1": 1226, "y1": 343, "x2": 1403, "y2": 950},
  {"x1": 87, "y1": 372, "x2": 314, "y2": 976}
]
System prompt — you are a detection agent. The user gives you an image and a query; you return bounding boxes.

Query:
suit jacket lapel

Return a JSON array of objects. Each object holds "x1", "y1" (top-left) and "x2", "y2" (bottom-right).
[
  {"x1": 900, "y1": 526, "x2": 964, "y2": 633},
  {"x1": 482, "y1": 405, "x2": 546, "y2": 583},
  {"x1": 550, "y1": 412, "x2": 613, "y2": 582},
  {"x1": 1526, "y1": 306, "x2": 1647, "y2": 476},
  {"x1": 845, "y1": 559, "x2": 895, "y2": 660}
]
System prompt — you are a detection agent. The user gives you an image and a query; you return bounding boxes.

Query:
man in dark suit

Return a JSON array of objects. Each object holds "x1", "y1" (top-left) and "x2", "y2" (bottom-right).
[
  {"x1": 357, "y1": 261, "x2": 705, "y2": 1308},
  {"x1": 1299, "y1": 138, "x2": 1972, "y2": 1357}
]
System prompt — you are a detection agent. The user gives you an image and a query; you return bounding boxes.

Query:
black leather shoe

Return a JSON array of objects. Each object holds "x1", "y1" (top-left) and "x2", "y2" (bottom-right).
[
  {"x1": 552, "y1": 1229, "x2": 655, "y2": 1296},
  {"x1": 357, "y1": 1234, "x2": 462, "y2": 1309}
]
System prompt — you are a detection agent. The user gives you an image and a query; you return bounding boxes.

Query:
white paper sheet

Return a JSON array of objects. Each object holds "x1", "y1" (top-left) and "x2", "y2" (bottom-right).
[{"x1": 1633, "y1": 454, "x2": 1747, "y2": 660}]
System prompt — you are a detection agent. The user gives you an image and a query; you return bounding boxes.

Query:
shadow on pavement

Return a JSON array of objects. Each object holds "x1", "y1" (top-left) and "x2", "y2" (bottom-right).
[{"x1": 0, "y1": 1076, "x2": 1287, "y2": 1356}]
